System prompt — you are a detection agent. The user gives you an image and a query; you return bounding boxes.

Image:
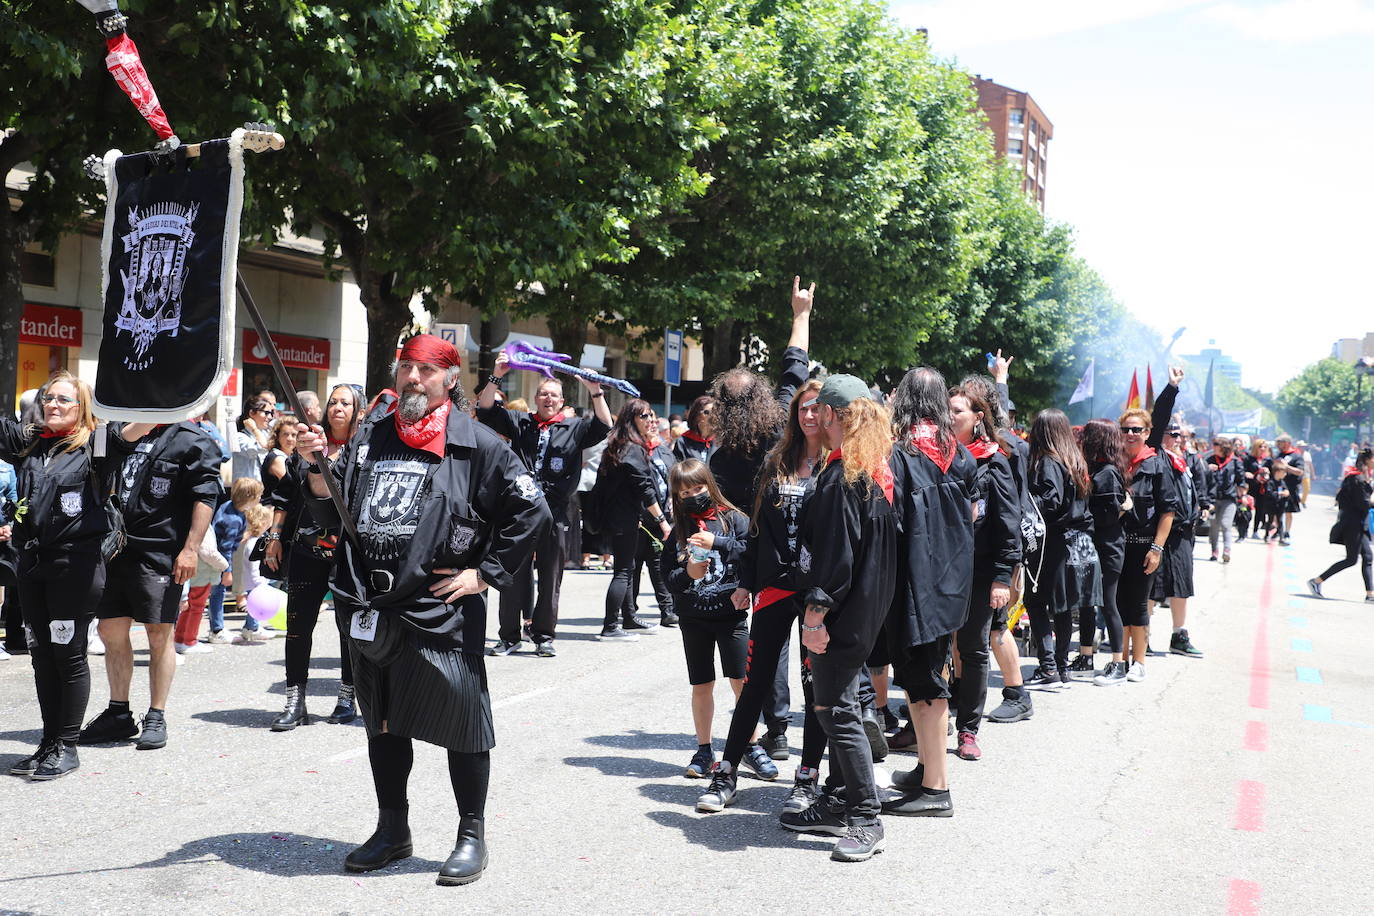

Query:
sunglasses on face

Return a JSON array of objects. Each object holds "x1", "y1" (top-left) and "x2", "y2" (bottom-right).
[
  {"x1": 638, "y1": 412, "x2": 654, "y2": 420},
  {"x1": 41, "y1": 394, "x2": 77, "y2": 406},
  {"x1": 1120, "y1": 426, "x2": 1146, "y2": 434},
  {"x1": 255, "y1": 408, "x2": 276, "y2": 416}
]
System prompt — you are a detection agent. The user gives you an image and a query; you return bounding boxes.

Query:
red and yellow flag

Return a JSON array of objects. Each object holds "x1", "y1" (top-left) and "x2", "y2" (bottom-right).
[
  {"x1": 1125, "y1": 370, "x2": 1141, "y2": 410},
  {"x1": 1145, "y1": 366, "x2": 1155, "y2": 410}
]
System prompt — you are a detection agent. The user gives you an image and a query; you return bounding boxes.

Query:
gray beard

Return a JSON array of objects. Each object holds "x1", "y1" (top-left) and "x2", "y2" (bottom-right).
[{"x1": 398, "y1": 391, "x2": 430, "y2": 422}]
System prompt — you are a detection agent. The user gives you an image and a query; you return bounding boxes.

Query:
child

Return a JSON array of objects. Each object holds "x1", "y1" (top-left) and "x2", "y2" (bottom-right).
[
  {"x1": 1265, "y1": 466, "x2": 1290, "y2": 543},
  {"x1": 207, "y1": 478, "x2": 263, "y2": 643},
  {"x1": 233, "y1": 504, "x2": 276, "y2": 644},
  {"x1": 1251, "y1": 467, "x2": 1271, "y2": 540},
  {"x1": 1234, "y1": 483, "x2": 1255, "y2": 542},
  {"x1": 658, "y1": 459, "x2": 774, "y2": 780},
  {"x1": 172, "y1": 525, "x2": 230, "y2": 655}
]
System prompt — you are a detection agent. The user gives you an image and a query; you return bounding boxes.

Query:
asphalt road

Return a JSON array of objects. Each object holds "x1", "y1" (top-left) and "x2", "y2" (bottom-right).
[{"x1": 1, "y1": 500, "x2": 1369, "y2": 915}]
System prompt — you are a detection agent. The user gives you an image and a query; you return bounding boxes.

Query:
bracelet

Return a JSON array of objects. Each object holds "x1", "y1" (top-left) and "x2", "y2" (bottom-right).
[
  {"x1": 1149, "y1": 544, "x2": 1164, "y2": 554},
  {"x1": 591, "y1": 392, "x2": 605, "y2": 399},
  {"x1": 262, "y1": 532, "x2": 281, "y2": 542},
  {"x1": 801, "y1": 622, "x2": 825, "y2": 632}
]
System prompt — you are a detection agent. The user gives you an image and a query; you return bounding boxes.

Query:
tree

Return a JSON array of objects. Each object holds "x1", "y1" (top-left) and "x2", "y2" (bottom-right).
[{"x1": 1277, "y1": 357, "x2": 1362, "y2": 441}]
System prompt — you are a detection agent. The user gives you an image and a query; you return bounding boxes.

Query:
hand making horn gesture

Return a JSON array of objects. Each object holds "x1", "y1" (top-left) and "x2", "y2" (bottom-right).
[
  {"x1": 1168, "y1": 365, "x2": 1185, "y2": 387},
  {"x1": 791, "y1": 275, "x2": 817, "y2": 317}
]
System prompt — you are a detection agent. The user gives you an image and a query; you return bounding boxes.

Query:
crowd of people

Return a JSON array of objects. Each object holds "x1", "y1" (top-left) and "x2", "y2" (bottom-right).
[{"x1": 1, "y1": 280, "x2": 1353, "y2": 879}]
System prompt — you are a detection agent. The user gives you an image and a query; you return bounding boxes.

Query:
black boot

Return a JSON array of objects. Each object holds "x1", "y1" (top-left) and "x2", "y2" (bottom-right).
[
  {"x1": 437, "y1": 816, "x2": 487, "y2": 886},
  {"x1": 271, "y1": 685, "x2": 309, "y2": 732},
  {"x1": 344, "y1": 807, "x2": 413, "y2": 873},
  {"x1": 327, "y1": 684, "x2": 357, "y2": 725}
]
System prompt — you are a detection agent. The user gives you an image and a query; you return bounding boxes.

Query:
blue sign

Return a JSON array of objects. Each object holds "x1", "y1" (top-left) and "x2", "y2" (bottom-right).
[{"x1": 664, "y1": 329, "x2": 683, "y2": 387}]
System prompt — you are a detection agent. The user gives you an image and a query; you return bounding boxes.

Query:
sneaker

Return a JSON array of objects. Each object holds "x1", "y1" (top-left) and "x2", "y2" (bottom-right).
[
  {"x1": 955, "y1": 730, "x2": 981, "y2": 761},
  {"x1": 890, "y1": 763, "x2": 924, "y2": 791},
  {"x1": 1209, "y1": 552, "x2": 1219, "y2": 562},
  {"x1": 10, "y1": 738, "x2": 58, "y2": 776},
  {"x1": 1025, "y1": 666, "x2": 1064, "y2": 690},
  {"x1": 696, "y1": 766, "x2": 738, "y2": 812},
  {"x1": 660, "y1": 610, "x2": 679, "y2": 628},
  {"x1": 175, "y1": 642, "x2": 213, "y2": 655},
  {"x1": 862, "y1": 707, "x2": 889, "y2": 762},
  {"x1": 780, "y1": 790, "x2": 848, "y2": 836},
  {"x1": 486, "y1": 639, "x2": 522, "y2": 657},
  {"x1": 1126, "y1": 661, "x2": 1146, "y2": 682},
  {"x1": 78, "y1": 707, "x2": 139, "y2": 745},
  {"x1": 880, "y1": 707, "x2": 901, "y2": 732},
  {"x1": 596, "y1": 626, "x2": 639, "y2": 642},
  {"x1": 234, "y1": 627, "x2": 267, "y2": 645},
  {"x1": 760, "y1": 730, "x2": 790, "y2": 761},
  {"x1": 1170, "y1": 629, "x2": 1203, "y2": 658},
  {"x1": 1093, "y1": 661, "x2": 1128, "y2": 686},
  {"x1": 30, "y1": 742, "x2": 79, "y2": 781},
  {"x1": 136, "y1": 711, "x2": 168, "y2": 750},
  {"x1": 521, "y1": 621, "x2": 533, "y2": 642},
  {"x1": 1222, "y1": 552, "x2": 1231, "y2": 564},
  {"x1": 205, "y1": 629, "x2": 233, "y2": 645},
  {"x1": 831, "y1": 821, "x2": 885, "y2": 862},
  {"x1": 1307, "y1": 578, "x2": 1324, "y2": 598},
  {"x1": 1280, "y1": 534, "x2": 1291, "y2": 546},
  {"x1": 882, "y1": 786, "x2": 954, "y2": 817},
  {"x1": 0, "y1": 646, "x2": 9, "y2": 661},
  {"x1": 986, "y1": 687, "x2": 1033, "y2": 723},
  {"x1": 622, "y1": 615, "x2": 659, "y2": 633},
  {"x1": 87, "y1": 621, "x2": 105, "y2": 656},
  {"x1": 259, "y1": 626, "x2": 282, "y2": 639},
  {"x1": 1066, "y1": 655, "x2": 1096, "y2": 680},
  {"x1": 781, "y1": 767, "x2": 820, "y2": 814},
  {"x1": 685, "y1": 746, "x2": 714, "y2": 778},
  {"x1": 741, "y1": 743, "x2": 780, "y2": 780},
  {"x1": 535, "y1": 641, "x2": 557, "y2": 658}
]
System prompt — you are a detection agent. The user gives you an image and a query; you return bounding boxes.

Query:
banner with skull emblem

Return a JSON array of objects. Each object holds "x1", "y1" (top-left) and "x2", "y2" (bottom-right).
[{"x1": 94, "y1": 131, "x2": 243, "y2": 421}]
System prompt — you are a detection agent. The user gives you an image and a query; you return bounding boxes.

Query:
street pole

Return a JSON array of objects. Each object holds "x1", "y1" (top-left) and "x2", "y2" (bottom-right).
[{"x1": 664, "y1": 382, "x2": 672, "y2": 424}]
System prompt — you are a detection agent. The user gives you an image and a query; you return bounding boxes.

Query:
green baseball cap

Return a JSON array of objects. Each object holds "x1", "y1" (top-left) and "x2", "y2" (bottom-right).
[{"x1": 817, "y1": 374, "x2": 872, "y2": 408}]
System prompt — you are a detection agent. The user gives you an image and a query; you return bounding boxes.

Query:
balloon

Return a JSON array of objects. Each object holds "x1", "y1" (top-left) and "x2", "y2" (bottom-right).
[{"x1": 245, "y1": 583, "x2": 287, "y2": 622}]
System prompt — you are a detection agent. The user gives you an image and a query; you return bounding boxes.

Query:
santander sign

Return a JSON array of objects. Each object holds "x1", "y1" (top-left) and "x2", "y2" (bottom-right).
[{"x1": 243, "y1": 329, "x2": 331, "y2": 371}]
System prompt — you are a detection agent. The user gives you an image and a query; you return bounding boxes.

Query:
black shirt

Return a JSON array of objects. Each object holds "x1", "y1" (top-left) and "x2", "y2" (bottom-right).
[
  {"x1": 475, "y1": 407, "x2": 610, "y2": 509},
  {"x1": 740, "y1": 473, "x2": 817, "y2": 594},
  {"x1": 0, "y1": 421, "x2": 117, "y2": 569},
  {"x1": 109, "y1": 422, "x2": 223, "y2": 573},
  {"x1": 660, "y1": 509, "x2": 749, "y2": 619},
  {"x1": 1207, "y1": 454, "x2": 1245, "y2": 502},
  {"x1": 1089, "y1": 461, "x2": 1126, "y2": 563},
  {"x1": 710, "y1": 345, "x2": 809, "y2": 510},
  {"x1": 971, "y1": 450, "x2": 1021, "y2": 586}
]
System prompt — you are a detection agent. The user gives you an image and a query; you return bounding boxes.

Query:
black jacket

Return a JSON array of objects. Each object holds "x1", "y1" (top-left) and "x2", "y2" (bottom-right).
[
  {"x1": 1331, "y1": 473, "x2": 1373, "y2": 541},
  {"x1": 709, "y1": 344, "x2": 809, "y2": 510},
  {"x1": 1089, "y1": 461, "x2": 1126, "y2": 565},
  {"x1": 740, "y1": 474, "x2": 817, "y2": 594},
  {"x1": 672, "y1": 432, "x2": 714, "y2": 465},
  {"x1": 971, "y1": 449, "x2": 1020, "y2": 586},
  {"x1": 310, "y1": 406, "x2": 551, "y2": 652},
  {"x1": 475, "y1": 407, "x2": 609, "y2": 509},
  {"x1": 1207, "y1": 454, "x2": 1246, "y2": 501},
  {"x1": 798, "y1": 458, "x2": 897, "y2": 668},
  {"x1": 660, "y1": 509, "x2": 749, "y2": 619},
  {"x1": 109, "y1": 422, "x2": 223, "y2": 573},
  {"x1": 0, "y1": 421, "x2": 117, "y2": 573},
  {"x1": 887, "y1": 443, "x2": 977, "y2": 648},
  {"x1": 600, "y1": 440, "x2": 674, "y2": 534},
  {"x1": 1122, "y1": 382, "x2": 1183, "y2": 541}
]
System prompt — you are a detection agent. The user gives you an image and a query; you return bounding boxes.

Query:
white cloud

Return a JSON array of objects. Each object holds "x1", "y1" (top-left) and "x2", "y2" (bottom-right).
[
  {"x1": 1199, "y1": 0, "x2": 1374, "y2": 41},
  {"x1": 886, "y1": 0, "x2": 1210, "y2": 48}
]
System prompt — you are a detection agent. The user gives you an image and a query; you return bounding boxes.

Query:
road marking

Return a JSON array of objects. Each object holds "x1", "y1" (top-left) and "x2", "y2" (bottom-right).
[
  {"x1": 1249, "y1": 551, "x2": 1272, "y2": 710},
  {"x1": 1286, "y1": 598, "x2": 1309, "y2": 608},
  {"x1": 1295, "y1": 666, "x2": 1323, "y2": 684},
  {"x1": 1242, "y1": 721, "x2": 1268, "y2": 751},
  {"x1": 1303, "y1": 704, "x2": 1374, "y2": 729},
  {"x1": 1227, "y1": 878, "x2": 1261, "y2": 915},
  {"x1": 1290, "y1": 638, "x2": 1312, "y2": 652},
  {"x1": 1288, "y1": 616, "x2": 1308, "y2": 628},
  {"x1": 1234, "y1": 780, "x2": 1265, "y2": 832}
]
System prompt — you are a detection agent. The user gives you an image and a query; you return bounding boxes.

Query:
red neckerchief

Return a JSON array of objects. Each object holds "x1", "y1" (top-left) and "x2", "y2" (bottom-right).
[
  {"x1": 966, "y1": 437, "x2": 997, "y2": 460},
  {"x1": 395, "y1": 400, "x2": 451, "y2": 457},
  {"x1": 825, "y1": 448, "x2": 894, "y2": 504},
  {"x1": 534, "y1": 411, "x2": 563, "y2": 431},
  {"x1": 1211, "y1": 454, "x2": 1234, "y2": 471},
  {"x1": 1126, "y1": 446, "x2": 1157, "y2": 481},
  {"x1": 683, "y1": 431, "x2": 713, "y2": 446},
  {"x1": 754, "y1": 586, "x2": 796, "y2": 612},
  {"x1": 691, "y1": 506, "x2": 719, "y2": 528},
  {"x1": 910, "y1": 422, "x2": 955, "y2": 473},
  {"x1": 326, "y1": 432, "x2": 350, "y2": 448},
  {"x1": 1344, "y1": 466, "x2": 1362, "y2": 477},
  {"x1": 38, "y1": 429, "x2": 63, "y2": 439},
  {"x1": 1162, "y1": 448, "x2": 1187, "y2": 474}
]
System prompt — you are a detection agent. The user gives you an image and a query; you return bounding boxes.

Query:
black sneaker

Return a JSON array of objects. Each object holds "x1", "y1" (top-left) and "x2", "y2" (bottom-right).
[
  {"x1": 1093, "y1": 661, "x2": 1128, "y2": 686},
  {"x1": 890, "y1": 763, "x2": 924, "y2": 791},
  {"x1": 760, "y1": 730, "x2": 790, "y2": 761},
  {"x1": 535, "y1": 641, "x2": 557, "y2": 658},
  {"x1": 30, "y1": 742, "x2": 79, "y2": 781},
  {"x1": 780, "y1": 790, "x2": 848, "y2": 836},
  {"x1": 862, "y1": 707, "x2": 889, "y2": 762},
  {"x1": 596, "y1": 626, "x2": 639, "y2": 642},
  {"x1": 486, "y1": 639, "x2": 522, "y2": 657},
  {"x1": 136, "y1": 711, "x2": 167, "y2": 750},
  {"x1": 1066, "y1": 655, "x2": 1096, "y2": 681},
  {"x1": 696, "y1": 766, "x2": 738, "y2": 812},
  {"x1": 986, "y1": 687, "x2": 1033, "y2": 723},
  {"x1": 660, "y1": 610, "x2": 679, "y2": 628},
  {"x1": 685, "y1": 746, "x2": 714, "y2": 778},
  {"x1": 880, "y1": 706, "x2": 901, "y2": 732},
  {"x1": 622, "y1": 615, "x2": 659, "y2": 633},
  {"x1": 831, "y1": 821, "x2": 885, "y2": 862},
  {"x1": 741, "y1": 743, "x2": 779, "y2": 780},
  {"x1": 1307, "y1": 578, "x2": 1323, "y2": 598},
  {"x1": 1170, "y1": 629, "x2": 1204, "y2": 658},
  {"x1": 10, "y1": 738, "x2": 58, "y2": 777},
  {"x1": 1025, "y1": 666, "x2": 1063, "y2": 690},
  {"x1": 882, "y1": 786, "x2": 953, "y2": 817},
  {"x1": 781, "y1": 767, "x2": 820, "y2": 814},
  {"x1": 79, "y1": 707, "x2": 139, "y2": 745}
]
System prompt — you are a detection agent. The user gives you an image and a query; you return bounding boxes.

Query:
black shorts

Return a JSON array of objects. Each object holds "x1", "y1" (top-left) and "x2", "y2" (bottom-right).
[
  {"x1": 96, "y1": 557, "x2": 183, "y2": 625},
  {"x1": 892, "y1": 633, "x2": 953, "y2": 704},
  {"x1": 679, "y1": 614, "x2": 748, "y2": 685}
]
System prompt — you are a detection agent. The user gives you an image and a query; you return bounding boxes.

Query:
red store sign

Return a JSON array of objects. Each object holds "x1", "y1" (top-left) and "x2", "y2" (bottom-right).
[
  {"x1": 243, "y1": 329, "x2": 331, "y2": 372},
  {"x1": 21, "y1": 303, "x2": 83, "y2": 347}
]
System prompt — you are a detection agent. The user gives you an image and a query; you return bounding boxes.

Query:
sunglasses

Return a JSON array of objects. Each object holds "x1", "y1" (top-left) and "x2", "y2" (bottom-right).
[
  {"x1": 1165, "y1": 431, "x2": 1183, "y2": 438},
  {"x1": 41, "y1": 394, "x2": 78, "y2": 406},
  {"x1": 638, "y1": 412, "x2": 655, "y2": 420},
  {"x1": 255, "y1": 408, "x2": 276, "y2": 416},
  {"x1": 1120, "y1": 426, "x2": 1146, "y2": 434}
]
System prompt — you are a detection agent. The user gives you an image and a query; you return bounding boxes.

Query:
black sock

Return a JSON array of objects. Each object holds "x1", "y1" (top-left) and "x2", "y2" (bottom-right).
[
  {"x1": 698, "y1": 742, "x2": 711, "y2": 752},
  {"x1": 110, "y1": 700, "x2": 130, "y2": 713},
  {"x1": 369, "y1": 733, "x2": 413, "y2": 810},
  {"x1": 447, "y1": 750, "x2": 490, "y2": 821}
]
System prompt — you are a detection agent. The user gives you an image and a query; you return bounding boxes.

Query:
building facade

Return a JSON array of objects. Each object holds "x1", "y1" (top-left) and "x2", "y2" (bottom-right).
[{"x1": 973, "y1": 76, "x2": 1053, "y2": 211}]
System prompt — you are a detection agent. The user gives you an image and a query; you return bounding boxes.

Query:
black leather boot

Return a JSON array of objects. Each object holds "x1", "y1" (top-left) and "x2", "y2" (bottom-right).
[
  {"x1": 436, "y1": 816, "x2": 487, "y2": 886},
  {"x1": 344, "y1": 807, "x2": 413, "y2": 873},
  {"x1": 271, "y1": 684, "x2": 309, "y2": 732},
  {"x1": 327, "y1": 684, "x2": 356, "y2": 725}
]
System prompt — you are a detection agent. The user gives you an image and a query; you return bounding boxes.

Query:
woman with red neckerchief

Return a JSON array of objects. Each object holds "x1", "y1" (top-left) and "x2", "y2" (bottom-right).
[{"x1": 672, "y1": 396, "x2": 716, "y2": 464}]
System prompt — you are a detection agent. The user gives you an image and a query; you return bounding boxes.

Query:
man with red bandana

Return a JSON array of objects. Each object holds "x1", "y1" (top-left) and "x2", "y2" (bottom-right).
[
  {"x1": 475, "y1": 350, "x2": 613, "y2": 657},
  {"x1": 297, "y1": 334, "x2": 550, "y2": 887}
]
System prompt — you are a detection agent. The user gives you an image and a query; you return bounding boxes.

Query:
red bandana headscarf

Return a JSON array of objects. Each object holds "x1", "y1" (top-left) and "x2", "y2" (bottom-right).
[
  {"x1": 391, "y1": 334, "x2": 462, "y2": 457},
  {"x1": 910, "y1": 422, "x2": 956, "y2": 473}
]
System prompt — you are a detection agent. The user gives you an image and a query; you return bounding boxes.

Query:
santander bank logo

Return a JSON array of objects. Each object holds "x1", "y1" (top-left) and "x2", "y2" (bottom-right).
[{"x1": 243, "y1": 330, "x2": 331, "y2": 371}]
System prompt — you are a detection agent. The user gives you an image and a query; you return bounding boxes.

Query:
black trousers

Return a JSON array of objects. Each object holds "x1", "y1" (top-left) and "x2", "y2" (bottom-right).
[
  {"x1": 628, "y1": 529, "x2": 673, "y2": 621},
  {"x1": 603, "y1": 526, "x2": 674, "y2": 627},
  {"x1": 1083, "y1": 551, "x2": 1124, "y2": 654},
  {"x1": 809, "y1": 654, "x2": 879, "y2": 823},
  {"x1": 1025, "y1": 588, "x2": 1076, "y2": 674},
  {"x1": 955, "y1": 576, "x2": 997, "y2": 734},
  {"x1": 1318, "y1": 533, "x2": 1374, "y2": 591},
  {"x1": 285, "y1": 550, "x2": 353, "y2": 689},
  {"x1": 18, "y1": 554, "x2": 104, "y2": 744},
  {"x1": 498, "y1": 504, "x2": 567, "y2": 644},
  {"x1": 1, "y1": 587, "x2": 24, "y2": 652}
]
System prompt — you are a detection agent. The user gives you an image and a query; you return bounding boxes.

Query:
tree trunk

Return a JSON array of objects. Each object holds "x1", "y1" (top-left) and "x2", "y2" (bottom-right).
[
  {"x1": 358, "y1": 270, "x2": 413, "y2": 397},
  {"x1": 547, "y1": 308, "x2": 589, "y2": 368},
  {"x1": 0, "y1": 205, "x2": 33, "y2": 411},
  {"x1": 700, "y1": 316, "x2": 737, "y2": 380}
]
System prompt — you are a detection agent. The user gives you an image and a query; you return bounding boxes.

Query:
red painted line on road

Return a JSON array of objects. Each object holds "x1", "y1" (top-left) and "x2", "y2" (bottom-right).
[
  {"x1": 1249, "y1": 550, "x2": 1273, "y2": 710},
  {"x1": 1242, "y1": 720, "x2": 1268, "y2": 752},
  {"x1": 1234, "y1": 779, "x2": 1265, "y2": 832},
  {"x1": 1227, "y1": 878, "x2": 1261, "y2": 916}
]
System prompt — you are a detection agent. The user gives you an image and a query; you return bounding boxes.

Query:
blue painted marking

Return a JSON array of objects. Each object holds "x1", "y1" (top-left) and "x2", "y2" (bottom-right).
[
  {"x1": 1289, "y1": 616, "x2": 1308, "y2": 628},
  {"x1": 1287, "y1": 598, "x2": 1310, "y2": 608},
  {"x1": 1295, "y1": 666, "x2": 1323, "y2": 684},
  {"x1": 1304, "y1": 704, "x2": 1333, "y2": 723},
  {"x1": 1291, "y1": 638, "x2": 1313, "y2": 652}
]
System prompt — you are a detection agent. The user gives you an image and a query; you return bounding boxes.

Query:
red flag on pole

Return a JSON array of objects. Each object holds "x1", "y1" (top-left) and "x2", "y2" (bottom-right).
[
  {"x1": 1125, "y1": 370, "x2": 1141, "y2": 410},
  {"x1": 1145, "y1": 366, "x2": 1155, "y2": 410}
]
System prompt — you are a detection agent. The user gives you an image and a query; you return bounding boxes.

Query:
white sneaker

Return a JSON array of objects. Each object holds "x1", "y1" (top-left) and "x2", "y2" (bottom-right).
[
  {"x1": 175, "y1": 653, "x2": 185, "y2": 666},
  {"x1": 178, "y1": 642, "x2": 213, "y2": 655},
  {"x1": 259, "y1": 627, "x2": 282, "y2": 639},
  {"x1": 88, "y1": 620, "x2": 106, "y2": 656},
  {"x1": 234, "y1": 628, "x2": 268, "y2": 645},
  {"x1": 205, "y1": 629, "x2": 233, "y2": 645},
  {"x1": 1126, "y1": 661, "x2": 1146, "y2": 683},
  {"x1": 0, "y1": 647, "x2": 10, "y2": 661}
]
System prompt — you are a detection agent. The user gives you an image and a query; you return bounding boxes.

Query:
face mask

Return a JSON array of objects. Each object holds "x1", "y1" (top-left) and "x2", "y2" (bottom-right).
[{"x1": 682, "y1": 492, "x2": 712, "y2": 516}]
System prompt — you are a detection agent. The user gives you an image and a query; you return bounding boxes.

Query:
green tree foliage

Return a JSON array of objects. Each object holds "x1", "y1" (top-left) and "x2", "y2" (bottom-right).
[{"x1": 1277, "y1": 357, "x2": 1363, "y2": 440}]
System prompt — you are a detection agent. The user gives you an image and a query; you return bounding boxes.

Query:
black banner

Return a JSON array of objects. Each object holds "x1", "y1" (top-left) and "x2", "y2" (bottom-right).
[{"x1": 94, "y1": 136, "x2": 240, "y2": 421}]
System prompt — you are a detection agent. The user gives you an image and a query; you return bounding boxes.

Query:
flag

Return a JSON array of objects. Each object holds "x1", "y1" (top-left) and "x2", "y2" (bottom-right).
[
  {"x1": 1125, "y1": 370, "x2": 1141, "y2": 410},
  {"x1": 1145, "y1": 366, "x2": 1155, "y2": 410},
  {"x1": 1204, "y1": 359, "x2": 1215, "y2": 409},
  {"x1": 1068, "y1": 358, "x2": 1095, "y2": 405}
]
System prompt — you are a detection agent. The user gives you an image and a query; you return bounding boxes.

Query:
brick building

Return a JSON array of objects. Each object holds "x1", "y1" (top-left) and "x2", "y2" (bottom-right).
[{"x1": 973, "y1": 76, "x2": 1053, "y2": 210}]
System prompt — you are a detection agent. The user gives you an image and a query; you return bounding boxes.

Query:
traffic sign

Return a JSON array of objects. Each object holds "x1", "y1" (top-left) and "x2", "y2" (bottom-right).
[{"x1": 664, "y1": 329, "x2": 683, "y2": 388}]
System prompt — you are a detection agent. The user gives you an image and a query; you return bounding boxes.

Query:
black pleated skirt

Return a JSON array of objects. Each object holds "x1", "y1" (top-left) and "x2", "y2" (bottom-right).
[
  {"x1": 1151, "y1": 529, "x2": 1195, "y2": 600},
  {"x1": 350, "y1": 630, "x2": 495, "y2": 753}
]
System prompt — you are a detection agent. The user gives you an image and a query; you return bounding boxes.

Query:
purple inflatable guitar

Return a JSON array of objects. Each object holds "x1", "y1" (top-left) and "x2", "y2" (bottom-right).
[{"x1": 504, "y1": 339, "x2": 642, "y2": 398}]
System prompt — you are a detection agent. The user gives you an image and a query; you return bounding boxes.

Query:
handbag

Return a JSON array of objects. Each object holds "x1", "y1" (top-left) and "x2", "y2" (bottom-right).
[{"x1": 101, "y1": 493, "x2": 127, "y2": 563}]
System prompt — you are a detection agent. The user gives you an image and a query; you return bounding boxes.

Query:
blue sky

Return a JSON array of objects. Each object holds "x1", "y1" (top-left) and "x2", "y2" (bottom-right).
[{"x1": 887, "y1": 0, "x2": 1374, "y2": 392}]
